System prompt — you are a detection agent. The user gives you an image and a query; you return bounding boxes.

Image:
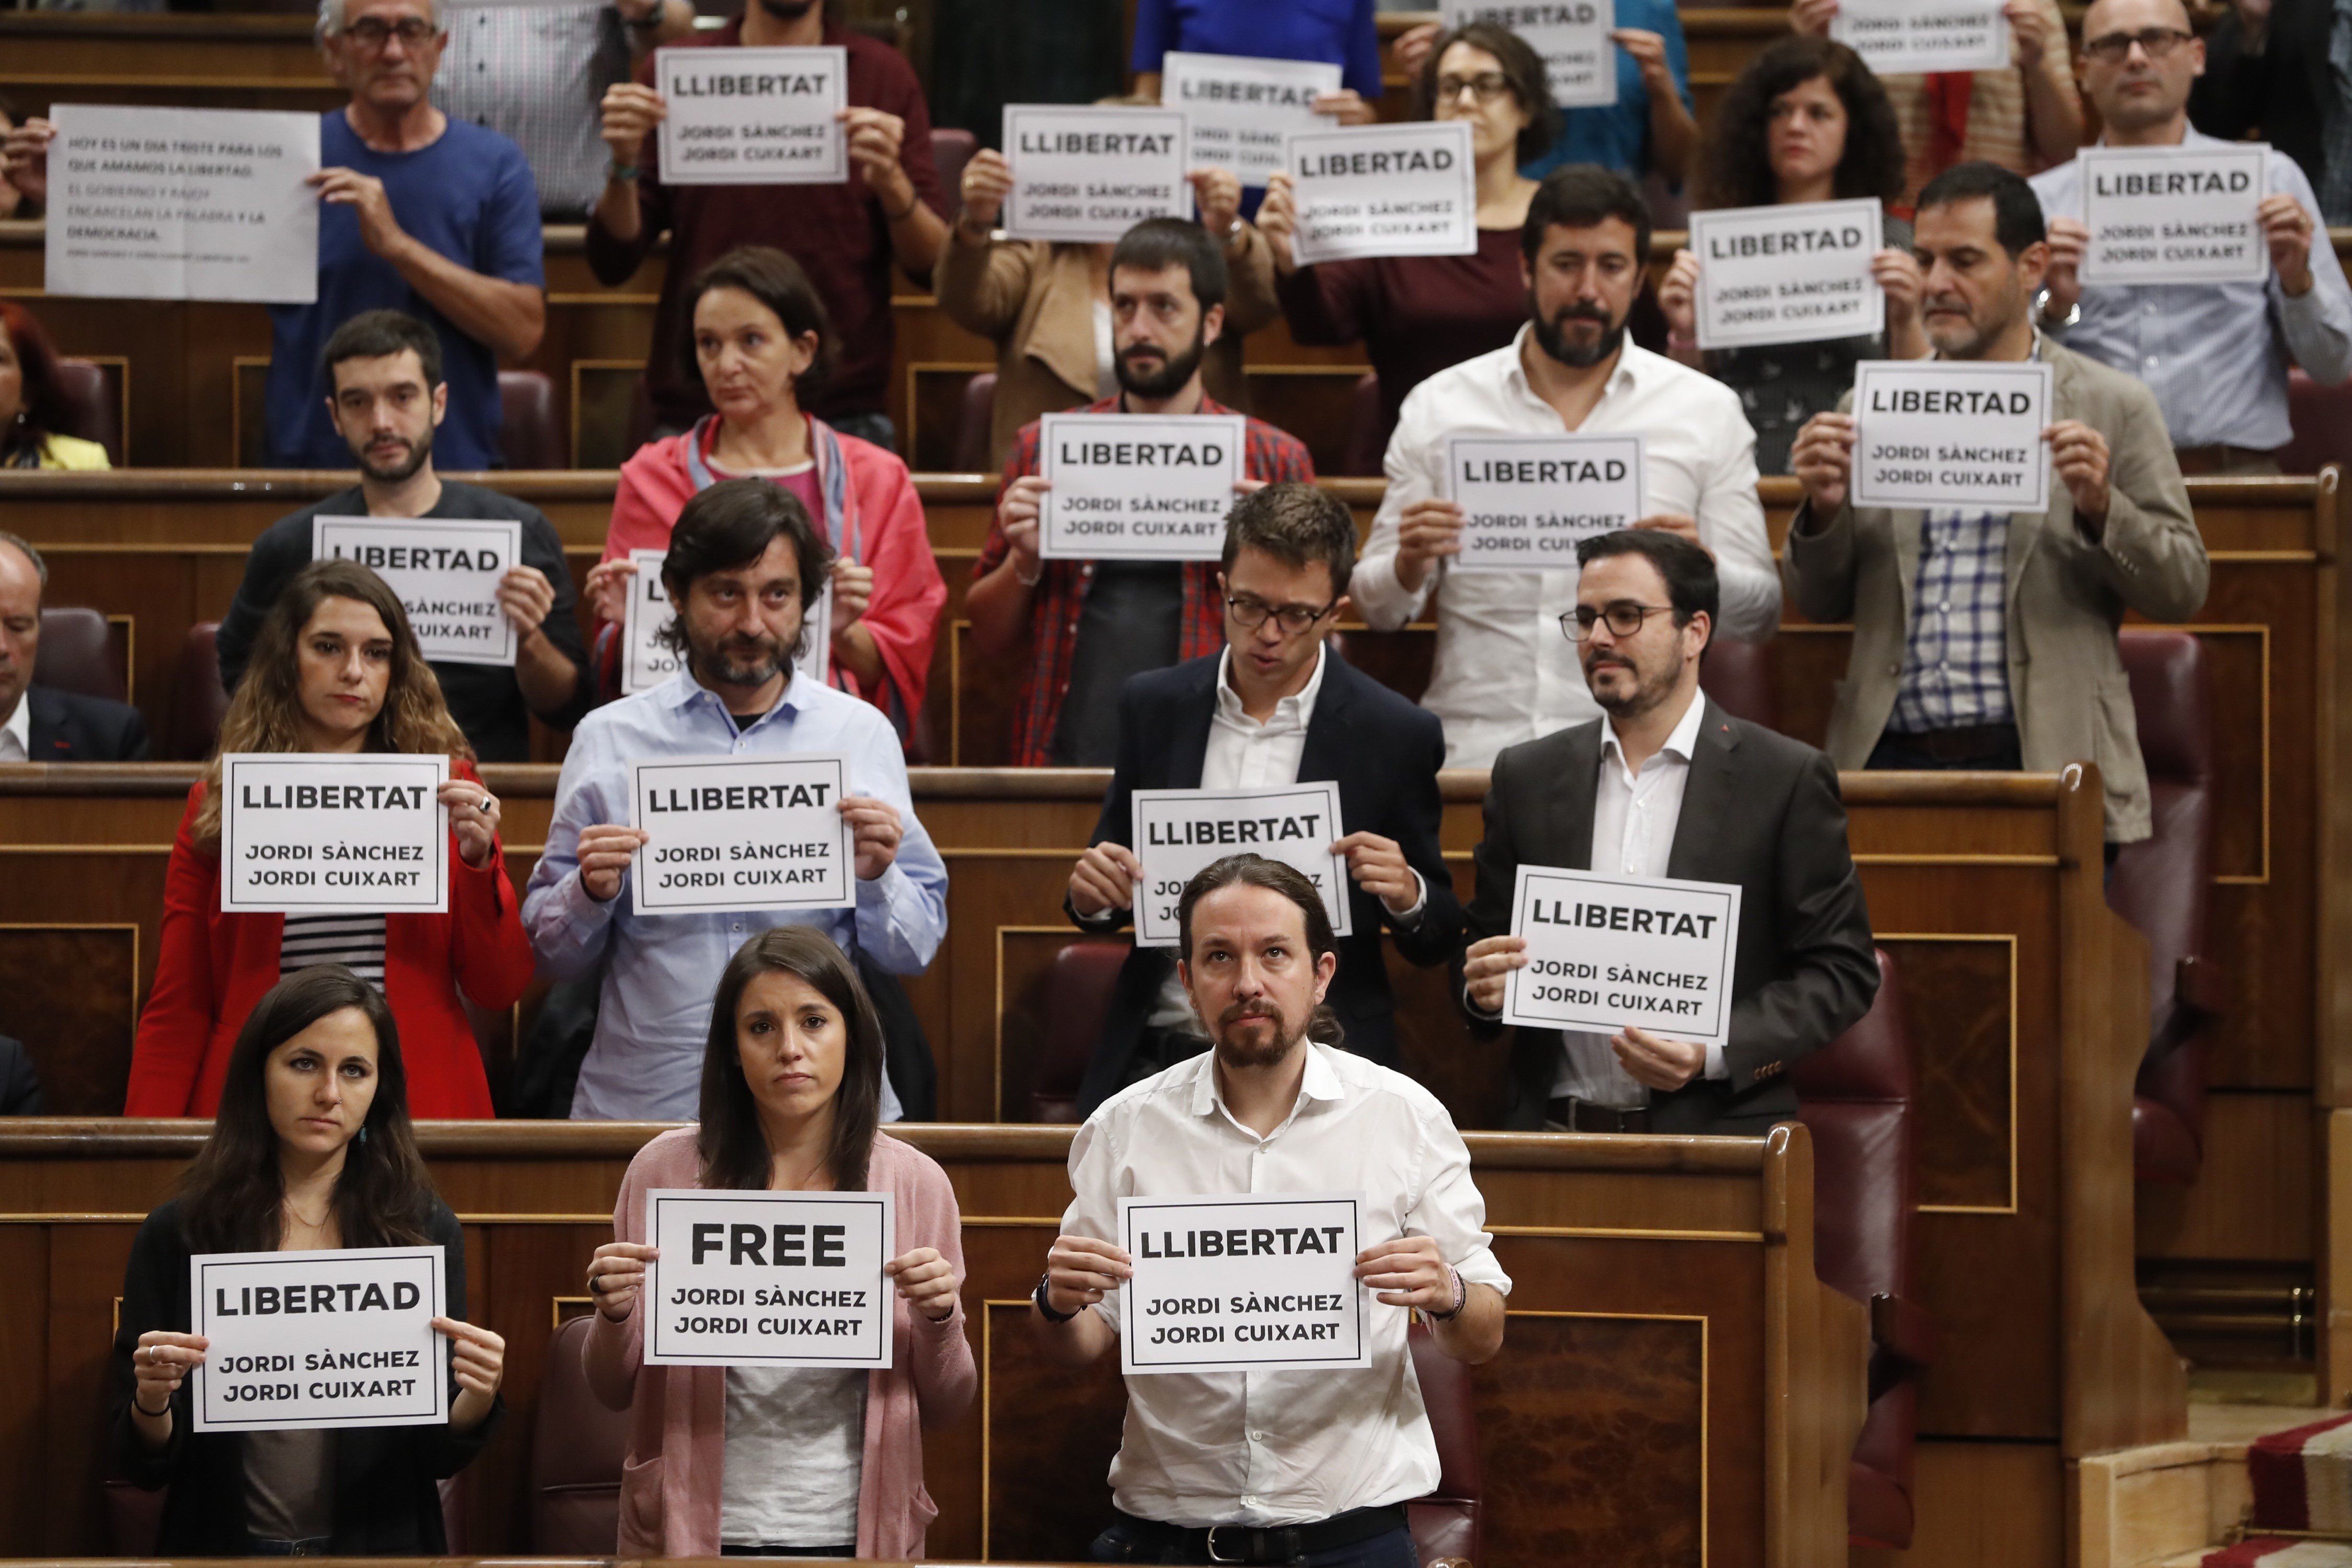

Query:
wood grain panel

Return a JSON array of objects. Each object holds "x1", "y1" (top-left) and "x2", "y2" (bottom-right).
[
  {"x1": 0, "y1": 925, "x2": 137, "y2": 1114},
  {"x1": 1848, "y1": 1440, "x2": 2062, "y2": 1568},
  {"x1": 2137, "y1": 1091, "x2": 2318, "y2": 1264},
  {"x1": 1885, "y1": 938, "x2": 2015, "y2": 1213},
  {"x1": 980, "y1": 1298, "x2": 1126, "y2": 1561}
]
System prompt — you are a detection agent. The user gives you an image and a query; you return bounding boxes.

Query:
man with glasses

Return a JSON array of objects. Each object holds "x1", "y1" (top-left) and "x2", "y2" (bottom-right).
[
  {"x1": 1460, "y1": 528, "x2": 1878, "y2": 1134},
  {"x1": 2029, "y1": 0, "x2": 2352, "y2": 473},
  {"x1": 1060, "y1": 483, "x2": 1461, "y2": 1112},
  {"x1": 1351, "y1": 164, "x2": 1778, "y2": 769}
]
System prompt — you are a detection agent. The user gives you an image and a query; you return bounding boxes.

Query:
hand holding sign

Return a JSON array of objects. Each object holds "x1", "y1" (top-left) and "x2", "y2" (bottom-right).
[
  {"x1": 840, "y1": 105, "x2": 912, "y2": 203},
  {"x1": 436, "y1": 778, "x2": 501, "y2": 871},
  {"x1": 1044, "y1": 1233, "x2": 1133, "y2": 1316},
  {"x1": 1392, "y1": 496, "x2": 1467, "y2": 593},
  {"x1": 1331, "y1": 831, "x2": 1417, "y2": 915},
  {"x1": 583, "y1": 556, "x2": 638, "y2": 628},
  {"x1": 839, "y1": 792, "x2": 905, "y2": 880},
  {"x1": 587, "y1": 1241, "x2": 660, "y2": 1320},
  {"x1": 1792, "y1": 410, "x2": 1856, "y2": 516},
  {"x1": 578, "y1": 823, "x2": 653, "y2": 903},
  {"x1": 3, "y1": 115, "x2": 51, "y2": 203},
  {"x1": 309, "y1": 167, "x2": 406, "y2": 257},
  {"x1": 2045, "y1": 419, "x2": 2111, "y2": 527},
  {"x1": 131, "y1": 1330, "x2": 211, "y2": 1420},
  {"x1": 1068, "y1": 840, "x2": 1143, "y2": 917},
  {"x1": 1461, "y1": 932, "x2": 1526, "y2": 1016},
  {"x1": 432, "y1": 1317, "x2": 508, "y2": 1422},
  {"x1": 1189, "y1": 166, "x2": 1243, "y2": 238},
  {"x1": 1353, "y1": 1234, "x2": 1454, "y2": 1311},
  {"x1": 497, "y1": 564, "x2": 557, "y2": 641},
  {"x1": 828, "y1": 558, "x2": 873, "y2": 630},
  {"x1": 1612, "y1": 1025, "x2": 1708, "y2": 1091},
  {"x1": 600, "y1": 80, "x2": 668, "y2": 169},
  {"x1": 883, "y1": 1248, "x2": 959, "y2": 1322},
  {"x1": 2261, "y1": 192, "x2": 2319, "y2": 293}
]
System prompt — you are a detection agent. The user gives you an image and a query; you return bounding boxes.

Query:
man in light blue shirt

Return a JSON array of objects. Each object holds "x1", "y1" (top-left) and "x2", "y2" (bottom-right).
[
  {"x1": 524, "y1": 479, "x2": 947, "y2": 1121},
  {"x1": 2030, "y1": 0, "x2": 2352, "y2": 470}
]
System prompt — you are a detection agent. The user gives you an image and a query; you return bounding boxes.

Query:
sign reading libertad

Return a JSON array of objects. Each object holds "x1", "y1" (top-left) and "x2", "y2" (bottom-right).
[
  {"x1": 1850, "y1": 359, "x2": 2053, "y2": 512},
  {"x1": 1037, "y1": 412, "x2": 1244, "y2": 560},
  {"x1": 2078, "y1": 144, "x2": 2268, "y2": 284},
  {"x1": 1688, "y1": 198, "x2": 1885, "y2": 350}
]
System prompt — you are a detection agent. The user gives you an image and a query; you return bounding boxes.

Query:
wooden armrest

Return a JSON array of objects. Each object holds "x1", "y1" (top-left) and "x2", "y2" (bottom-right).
[
  {"x1": 2176, "y1": 954, "x2": 2230, "y2": 1017},
  {"x1": 1871, "y1": 1292, "x2": 1935, "y2": 1368}
]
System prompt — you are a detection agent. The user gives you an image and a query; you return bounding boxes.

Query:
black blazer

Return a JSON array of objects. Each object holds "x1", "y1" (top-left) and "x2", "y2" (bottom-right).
[
  {"x1": 2191, "y1": 0, "x2": 2331, "y2": 201},
  {"x1": 25, "y1": 684, "x2": 149, "y2": 762},
  {"x1": 1071, "y1": 649, "x2": 1464, "y2": 1114},
  {"x1": 110, "y1": 1196, "x2": 501, "y2": 1555},
  {"x1": 1466, "y1": 699, "x2": 1880, "y2": 1135},
  {"x1": 0, "y1": 1035, "x2": 43, "y2": 1114}
]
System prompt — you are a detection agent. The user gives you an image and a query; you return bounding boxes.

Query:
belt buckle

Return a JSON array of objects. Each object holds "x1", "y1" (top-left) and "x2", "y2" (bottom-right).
[{"x1": 1205, "y1": 1524, "x2": 1250, "y2": 1564}]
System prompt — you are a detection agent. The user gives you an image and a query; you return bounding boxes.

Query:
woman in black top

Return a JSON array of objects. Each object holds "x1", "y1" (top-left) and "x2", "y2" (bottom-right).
[{"x1": 110, "y1": 965, "x2": 506, "y2": 1554}]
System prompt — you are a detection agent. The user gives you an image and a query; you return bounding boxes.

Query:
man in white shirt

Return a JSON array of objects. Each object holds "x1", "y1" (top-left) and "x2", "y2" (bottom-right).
[
  {"x1": 1035, "y1": 854, "x2": 1508, "y2": 1566},
  {"x1": 1461, "y1": 529, "x2": 1878, "y2": 1134},
  {"x1": 1350, "y1": 165, "x2": 1780, "y2": 769}
]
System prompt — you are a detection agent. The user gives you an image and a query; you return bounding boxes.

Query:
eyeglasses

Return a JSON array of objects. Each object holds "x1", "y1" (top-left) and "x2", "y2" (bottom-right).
[
  {"x1": 1434, "y1": 72, "x2": 1514, "y2": 105},
  {"x1": 1226, "y1": 592, "x2": 1339, "y2": 636},
  {"x1": 1561, "y1": 602, "x2": 1674, "y2": 641},
  {"x1": 341, "y1": 16, "x2": 437, "y2": 48},
  {"x1": 2082, "y1": 26, "x2": 2194, "y2": 62}
]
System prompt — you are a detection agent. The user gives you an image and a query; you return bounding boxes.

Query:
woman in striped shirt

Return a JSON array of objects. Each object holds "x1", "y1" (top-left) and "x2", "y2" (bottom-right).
[{"x1": 128, "y1": 560, "x2": 535, "y2": 1118}]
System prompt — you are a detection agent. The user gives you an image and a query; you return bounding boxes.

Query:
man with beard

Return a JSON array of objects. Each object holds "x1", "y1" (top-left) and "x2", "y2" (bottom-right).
[
  {"x1": 1350, "y1": 165, "x2": 1779, "y2": 770},
  {"x1": 587, "y1": 0, "x2": 947, "y2": 449},
  {"x1": 1460, "y1": 529, "x2": 1878, "y2": 1134},
  {"x1": 1033, "y1": 854, "x2": 1509, "y2": 1567},
  {"x1": 524, "y1": 478, "x2": 947, "y2": 1120},
  {"x1": 1787, "y1": 162, "x2": 2207, "y2": 848},
  {"x1": 969, "y1": 218, "x2": 1316, "y2": 768},
  {"x1": 216, "y1": 310, "x2": 588, "y2": 762}
]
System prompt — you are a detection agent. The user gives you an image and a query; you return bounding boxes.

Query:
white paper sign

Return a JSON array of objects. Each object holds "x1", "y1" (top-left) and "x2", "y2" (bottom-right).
[
  {"x1": 44, "y1": 105, "x2": 319, "y2": 304},
  {"x1": 1689, "y1": 199, "x2": 1886, "y2": 351},
  {"x1": 655, "y1": 46, "x2": 847, "y2": 186},
  {"x1": 618, "y1": 549, "x2": 832, "y2": 694},
  {"x1": 1284, "y1": 122, "x2": 1478, "y2": 266},
  {"x1": 642, "y1": 1189, "x2": 896, "y2": 1368},
  {"x1": 1129, "y1": 781, "x2": 1353, "y2": 948},
  {"x1": 1440, "y1": 0, "x2": 1619, "y2": 107},
  {"x1": 190, "y1": 1244, "x2": 447, "y2": 1432},
  {"x1": 1501, "y1": 865, "x2": 1742, "y2": 1042},
  {"x1": 1850, "y1": 359, "x2": 2053, "y2": 512},
  {"x1": 1002, "y1": 104, "x2": 1191, "y2": 243},
  {"x1": 628, "y1": 754, "x2": 856, "y2": 915},
  {"x1": 1446, "y1": 433, "x2": 1644, "y2": 572},
  {"x1": 1117, "y1": 1193, "x2": 1370, "y2": 1375},
  {"x1": 1830, "y1": 0, "x2": 2009, "y2": 73},
  {"x1": 1162, "y1": 52, "x2": 1341, "y2": 188},
  {"x1": 219, "y1": 753, "x2": 450, "y2": 915},
  {"x1": 1037, "y1": 412, "x2": 1244, "y2": 560},
  {"x1": 2078, "y1": 144, "x2": 2269, "y2": 284},
  {"x1": 312, "y1": 517, "x2": 521, "y2": 667}
]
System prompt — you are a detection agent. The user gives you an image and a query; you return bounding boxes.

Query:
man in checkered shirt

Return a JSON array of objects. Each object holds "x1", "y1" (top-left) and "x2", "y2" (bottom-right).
[{"x1": 1785, "y1": 161, "x2": 2209, "y2": 848}]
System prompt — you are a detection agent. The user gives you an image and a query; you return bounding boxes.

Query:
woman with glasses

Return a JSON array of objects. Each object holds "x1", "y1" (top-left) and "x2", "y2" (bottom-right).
[{"x1": 1258, "y1": 21, "x2": 1562, "y2": 462}]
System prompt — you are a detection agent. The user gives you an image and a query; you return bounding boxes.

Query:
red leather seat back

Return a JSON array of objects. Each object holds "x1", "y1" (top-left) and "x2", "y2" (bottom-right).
[
  {"x1": 499, "y1": 369, "x2": 564, "y2": 470},
  {"x1": 1028, "y1": 939, "x2": 1129, "y2": 1123},
  {"x1": 168, "y1": 622, "x2": 228, "y2": 762},
  {"x1": 530, "y1": 1312, "x2": 630, "y2": 1553},
  {"x1": 1699, "y1": 637, "x2": 1777, "y2": 732},
  {"x1": 32, "y1": 606, "x2": 125, "y2": 702},
  {"x1": 952, "y1": 371, "x2": 998, "y2": 474},
  {"x1": 930, "y1": 128, "x2": 979, "y2": 205},
  {"x1": 1340, "y1": 372, "x2": 1385, "y2": 478},
  {"x1": 52, "y1": 359, "x2": 123, "y2": 465},
  {"x1": 2278, "y1": 368, "x2": 2351, "y2": 473},
  {"x1": 1405, "y1": 1320, "x2": 1482, "y2": 1565}
]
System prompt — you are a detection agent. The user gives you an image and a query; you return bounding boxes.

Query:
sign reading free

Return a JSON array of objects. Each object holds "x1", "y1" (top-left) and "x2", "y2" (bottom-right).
[
  {"x1": 1129, "y1": 782, "x2": 1353, "y2": 948},
  {"x1": 191, "y1": 1244, "x2": 447, "y2": 1432},
  {"x1": 643, "y1": 1189, "x2": 897, "y2": 1368}
]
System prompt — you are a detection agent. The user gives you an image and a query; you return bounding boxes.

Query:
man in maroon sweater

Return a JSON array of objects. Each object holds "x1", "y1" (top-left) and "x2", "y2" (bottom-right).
[{"x1": 589, "y1": 0, "x2": 948, "y2": 448}]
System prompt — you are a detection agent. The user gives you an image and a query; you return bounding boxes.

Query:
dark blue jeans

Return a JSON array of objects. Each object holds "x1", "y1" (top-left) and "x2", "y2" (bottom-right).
[{"x1": 1087, "y1": 1519, "x2": 1421, "y2": 1568}]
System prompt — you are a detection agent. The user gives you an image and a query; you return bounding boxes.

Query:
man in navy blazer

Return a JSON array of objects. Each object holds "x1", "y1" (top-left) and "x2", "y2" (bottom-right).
[
  {"x1": 0, "y1": 532, "x2": 149, "y2": 763},
  {"x1": 1064, "y1": 484, "x2": 1463, "y2": 1114}
]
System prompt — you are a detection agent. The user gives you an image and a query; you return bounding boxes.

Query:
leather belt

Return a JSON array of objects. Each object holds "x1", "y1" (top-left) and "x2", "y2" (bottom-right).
[
  {"x1": 2173, "y1": 443, "x2": 2280, "y2": 477},
  {"x1": 1883, "y1": 722, "x2": 2018, "y2": 764},
  {"x1": 1112, "y1": 1503, "x2": 1408, "y2": 1565},
  {"x1": 1546, "y1": 1097, "x2": 1652, "y2": 1133}
]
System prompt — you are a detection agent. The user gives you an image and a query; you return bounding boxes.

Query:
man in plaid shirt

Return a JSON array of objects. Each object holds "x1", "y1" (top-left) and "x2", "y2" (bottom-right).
[{"x1": 970, "y1": 218, "x2": 1315, "y2": 768}]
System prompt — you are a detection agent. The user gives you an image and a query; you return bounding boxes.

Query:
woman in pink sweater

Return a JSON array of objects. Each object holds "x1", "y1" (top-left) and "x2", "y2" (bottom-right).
[{"x1": 580, "y1": 928, "x2": 976, "y2": 1558}]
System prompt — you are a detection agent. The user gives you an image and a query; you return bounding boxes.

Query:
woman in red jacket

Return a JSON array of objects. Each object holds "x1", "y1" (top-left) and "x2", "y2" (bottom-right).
[{"x1": 128, "y1": 560, "x2": 534, "y2": 1119}]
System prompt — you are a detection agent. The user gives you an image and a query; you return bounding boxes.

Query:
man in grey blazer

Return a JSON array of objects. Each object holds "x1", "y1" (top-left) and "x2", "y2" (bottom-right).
[
  {"x1": 1461, "y1": 530, "x2": 1880, "y2": 1135},
  {"x1": 1785, "y1": 161, "x2": 2209, "y2": 846}
]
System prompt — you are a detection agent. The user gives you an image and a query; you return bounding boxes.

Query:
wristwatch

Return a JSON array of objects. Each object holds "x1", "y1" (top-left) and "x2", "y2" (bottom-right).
[
  {"x1": 2033, "y1": 286, "x2": 2079, "y2": 330},
  {"x1": 1033, "y1": 1273, "x2": 1079, "y2": 1324}
]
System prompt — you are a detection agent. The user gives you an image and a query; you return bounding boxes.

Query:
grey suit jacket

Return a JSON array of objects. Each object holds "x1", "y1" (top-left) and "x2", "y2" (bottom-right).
[
  {"x1": 1465, "y1": 698, "x2": 1882, "y2": 1134},
  {"x1": 1783, "y1": 337, "x2": 2208, "y2": 843}
]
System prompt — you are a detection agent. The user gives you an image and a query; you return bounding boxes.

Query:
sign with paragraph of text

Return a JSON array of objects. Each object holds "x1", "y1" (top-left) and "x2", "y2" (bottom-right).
[
  {"x1": 1502, "y1": 864, "x2": 1742, "y2": 1041},
  {"x1": 644, "y1": 1189, "x2": 896, "y2": 1367},
  {"x1": 1440, "y1": 0, "x2": 1618, "y2": 107},
  {"x1": 1830, "y1": 0, "x2": 2008, "y2": 74},
  {"x1": 1037, "y1": 412, "x2": 1245, "y2": 560},
  {"x1": 1163, "y1": 52, "x2": 1340, "y2": 188},
  {"x1": 45, "y1": 104, "x2": 319, "y2": 304},
  {"x1": 191, "y1": 1244, "x2": 447, "y2": 1432},
  {"x1": 219, "y1": 753, "x2": 449, "y2": 915},
  {"x1": 1117, "y1": 1193, "x2": 1370, "y2": 1374},
  {"x1": 2078, "y1": 144, "x2": 2269, "y2": 284},
  {"x1": 1445, "y1": 433, "x2": 1644, "y2": 571},
  {"x1": 628, "y1": 754, "x2": 856, "y2": 915},
  {"x1": 1688, "y1": 199, "x2": 1885, "y2": 350},
  {"x1": 1850, "y1": 358, "x2": 2053, "y2": 512},
  {"x1": 312, "y1": 517, "x2": 522, "y2": 667},
  {"x1": 1129, "y1": 781, "x2": 1353, "y2": 948},
  {"x1": 618, "y1": 548, "x2": 831, "y2": 694},
  {"x1": 655, "y1": 45, "x2": 846, "y2": 186},
  {"x1": 1001, "y1": 104, "x2": 1190, "y2": 243},
  {"x1": 1283, "y1": 121, "x2": 1478, "y2": 266}
]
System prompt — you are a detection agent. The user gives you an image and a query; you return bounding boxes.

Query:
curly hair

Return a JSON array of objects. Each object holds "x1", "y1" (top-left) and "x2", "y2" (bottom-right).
[
  {"x1": 193, "y1": 559, "x2": 471, "y2": 846},
  {"x1": 0, "y1": 302, "x2": 74, "y2": 464},
  {"x1": 1411, "y1": 19, "x2": 1563, "y2": 169},
  {"x1": 1695, "y1": 36, "x2": 1905, "y2": 211}
]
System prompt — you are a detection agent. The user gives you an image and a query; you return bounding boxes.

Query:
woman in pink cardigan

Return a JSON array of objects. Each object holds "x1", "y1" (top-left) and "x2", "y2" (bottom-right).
[{"x1": 580, "y1": 928, "x2": 976, "y2": 1557}]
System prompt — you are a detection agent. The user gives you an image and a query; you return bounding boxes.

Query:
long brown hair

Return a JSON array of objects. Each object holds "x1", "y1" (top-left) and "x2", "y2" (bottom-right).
[
  {"x1": 194, "y1": 559, "x2": 471, "y2": 845},
  {"x1": 175, "y1": 965, "x2": 437, "y2": 1255},
  {"x1": 698, "y1": 928, "x2": 886, "y2": 1193},
  {"x1": 1696, "y1": 36, "x2": 1905, "y2": 211}
]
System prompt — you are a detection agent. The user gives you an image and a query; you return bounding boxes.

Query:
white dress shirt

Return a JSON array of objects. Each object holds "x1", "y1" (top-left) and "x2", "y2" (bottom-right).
[
  {"x1": 0, "y1": 693, "x2": 27, "y2": 763},
  {"x1": 1352, "y1": 329, "x2": 1780, "y2": 768},
  {"x1": 1062, "y1": 1042, "x2": 1512, "y2": 1527}
]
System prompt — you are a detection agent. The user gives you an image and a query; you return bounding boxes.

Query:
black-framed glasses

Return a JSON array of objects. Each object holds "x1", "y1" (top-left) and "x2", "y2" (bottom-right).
[
  {"x1": 2082, "y1": 26, "x2": 2193, "y2": 62},
  {"x1": 1435, "y1": 71, "x2": 1514, "y2": 105},
  {"x1": 1561, "y1": 602, "x2": 1673, "y2": 641},
  {"x1": 1226, "y1": 592, "x2": 1339, "y2": 636},
  {"x1": 342, "y1": 16, "x2": 437, "y2": 48}
]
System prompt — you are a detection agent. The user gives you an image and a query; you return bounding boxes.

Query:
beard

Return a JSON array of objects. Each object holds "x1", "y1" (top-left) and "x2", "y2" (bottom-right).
[
  {"x1": 1529, "y1": 295, "x2": 1628, "y2": 370},
  {"x1": 1921, "y1": 281, "x2": 2026, "y2": 360},
  {"x1": 1584, "y1": 645, "x2": 1679, "y2": 720},
  {"x1": 1210, "y1": 997, "x2": 1307, "y2": 1071},
  {"x1": 1115, "y1": 325, "x2": 1208, "y2": 400},
  {"x1": 355, "y1": 425, "x2": 432, "y2": 485},
  {"x1": 690, "y1": 630, "x2": 791, "y2": 690}
]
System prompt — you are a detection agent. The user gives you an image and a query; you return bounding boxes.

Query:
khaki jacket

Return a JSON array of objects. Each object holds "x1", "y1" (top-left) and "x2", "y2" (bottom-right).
[
  {"x1": 935, "y1": 226, "x2": 1282, "y2": 471},
  {"x1": 1783, "y1": 337, "x2": 2208, "y2": 842}
]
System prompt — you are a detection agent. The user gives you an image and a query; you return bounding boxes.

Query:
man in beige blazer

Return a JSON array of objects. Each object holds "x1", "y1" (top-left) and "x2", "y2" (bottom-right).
[{"x1": 1786, "y1": 162, "x2": 2208, "y2": 846}]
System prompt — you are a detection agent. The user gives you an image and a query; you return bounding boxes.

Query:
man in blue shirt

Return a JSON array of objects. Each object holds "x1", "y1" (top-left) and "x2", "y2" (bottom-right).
[
  {"x1": 270, "y1": 0, "x2": 548, "y2": 469},
  {"x1": 1130, "y1": 0, "x2": 1383, "y2": 123},
  {"x1": 524, "y1": 478, "x2": 949, "y2": 1121}
]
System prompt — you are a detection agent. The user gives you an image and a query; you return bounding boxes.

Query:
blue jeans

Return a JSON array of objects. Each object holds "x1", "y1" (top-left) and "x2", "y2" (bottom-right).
[{"x1": 1087, "y1": 1519, "x2": 1421, "y2": 1568}]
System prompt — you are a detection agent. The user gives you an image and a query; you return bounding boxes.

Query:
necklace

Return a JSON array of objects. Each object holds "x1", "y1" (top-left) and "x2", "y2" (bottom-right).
[{"x1": 284, "y1": 1196, "x2": 331, "y2": 1232}]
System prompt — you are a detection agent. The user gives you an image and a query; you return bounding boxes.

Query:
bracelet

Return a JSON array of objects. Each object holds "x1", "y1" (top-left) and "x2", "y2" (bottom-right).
[
  {"x1": 1425, "y1": 1264, "x2": 1467, "y2": 1322},
  {"x1": 132, "y1": 1390, "x2": 170, "y2": 1418},
  {"x1": 606, "y1": 159, "x2": 639, "y2": 185},
  {"x1": 1013, "y1": 559, "x2": 1044, "y2": 588},
  {"x1": 882, "y1": 190, "x2": 919, "y2": 223},
  {"x1": 1033, "y1": 1273, "x2": 1079, "y2": 1324}
]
